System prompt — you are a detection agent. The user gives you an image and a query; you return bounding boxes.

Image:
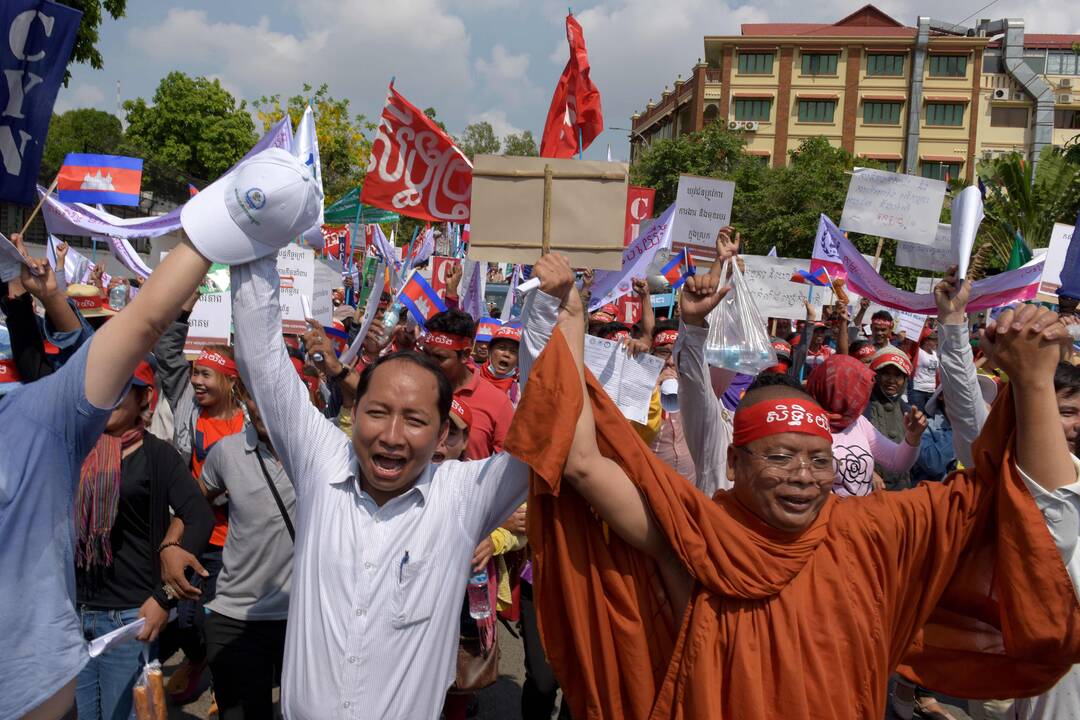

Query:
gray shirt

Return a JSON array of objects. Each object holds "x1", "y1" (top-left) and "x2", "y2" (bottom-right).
[
  {"x1": 674, "y1": 322, "x2": 735, "y2": 497},
  {"x1": 202, "y1": 426, "x2": 295, "y2": 621}
]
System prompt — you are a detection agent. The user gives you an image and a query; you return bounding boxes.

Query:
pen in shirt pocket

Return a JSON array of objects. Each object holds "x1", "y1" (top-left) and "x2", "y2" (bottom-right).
[{"x1": 399, "y1": 551, "x2": 409, "y2": 583}]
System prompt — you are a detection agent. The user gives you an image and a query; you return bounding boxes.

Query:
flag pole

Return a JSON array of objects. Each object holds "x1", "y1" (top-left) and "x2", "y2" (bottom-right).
[
  {"x1": 542, "y1": 164, "x2": 554, "y2": 255},
  {"x1": 19, "y1": 177, "x2": 60, "y2": 237},
  {"x1": 578, "y1": 127, "x2": 583, "y2": 160}
]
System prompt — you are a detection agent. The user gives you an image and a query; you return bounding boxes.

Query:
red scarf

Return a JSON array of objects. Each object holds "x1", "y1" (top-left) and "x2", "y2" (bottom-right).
[
  {"x1": 480, "y1": 362, "x2": 519, "y2": 393},
  {"x1": 805, "y1": 355, "x2": 875, "y2": 432},
  {"x1": 76, "y1": 427, "x2": 146, "y2": 569}
]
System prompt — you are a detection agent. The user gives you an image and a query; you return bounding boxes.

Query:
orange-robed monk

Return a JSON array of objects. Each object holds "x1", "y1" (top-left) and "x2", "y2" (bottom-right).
[{"x1": 506, "y1": 253, "x2": 1080, "y2": 720}]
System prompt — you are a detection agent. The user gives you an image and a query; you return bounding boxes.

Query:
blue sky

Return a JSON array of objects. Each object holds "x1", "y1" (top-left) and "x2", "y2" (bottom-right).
[{"x1": 57, "y1": 0, "x2": 1080, "y2": 169}]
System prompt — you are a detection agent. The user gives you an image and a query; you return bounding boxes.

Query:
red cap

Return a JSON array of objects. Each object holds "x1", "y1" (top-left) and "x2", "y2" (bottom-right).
[
  {"x1": 870, "y1": 348, "x2": 912, "y2": 376},
  {"x1": 132, "y1": 360, "x2": 156, "y2": 388},
  {"x1": 492, "y1": 325, "x2": 522, "y2": 343}
]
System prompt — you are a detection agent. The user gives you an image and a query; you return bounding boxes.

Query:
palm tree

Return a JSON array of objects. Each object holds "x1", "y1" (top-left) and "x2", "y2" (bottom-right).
[{"x1": 974, "y1": 146, "x2": 1080, "y2": 264}]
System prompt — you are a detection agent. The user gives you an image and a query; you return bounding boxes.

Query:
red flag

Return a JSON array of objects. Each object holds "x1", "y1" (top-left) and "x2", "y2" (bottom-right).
[
  {"x1": 361, "y1": 82, "x2": 472, "y2": 222},
  {"x1": 540, "y1": 13, "x2": 604, "y2": 159}
]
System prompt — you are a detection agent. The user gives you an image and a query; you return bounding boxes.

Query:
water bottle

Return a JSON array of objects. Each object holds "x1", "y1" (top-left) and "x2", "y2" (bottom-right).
[
  {"x1": 467, "y1": 569, "x2": 491, "y2": 620},
  {"x1": 381, "y1": 302, "x2": 401, "y2": 330},
  {"x1": 107, "y1": 283, "x2": 128, "y2": 311}
]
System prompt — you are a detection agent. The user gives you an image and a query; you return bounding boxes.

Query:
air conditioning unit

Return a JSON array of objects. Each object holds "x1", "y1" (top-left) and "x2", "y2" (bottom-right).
[
  {"x1": 1058, "y1": 94, "x2": 1073, "y2": 104},
  {"x1": 992, "y1": 88, "x2": 1009, "y2": 100},
  {"x1": 1061, "y1": 79, "x2": 1074, "y2": 89},
  {"x1": 728, "y1": 120, "x2": 743, "y2": 130},
  {"x1": 744, "y1": 121, "x2": 760, "y2": 131},
  {"x1": 1013, "y1": 92, "x2": 1025, "y2": 101}
]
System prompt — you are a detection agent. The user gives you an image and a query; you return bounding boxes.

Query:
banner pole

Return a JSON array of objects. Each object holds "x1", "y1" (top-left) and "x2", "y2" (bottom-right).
[
  {"x1": 542, "y1": 164, "x2": 554, "y2": 255},
  {"x1": 19, "y1": 177, "x2": 59, "y2": 237}
]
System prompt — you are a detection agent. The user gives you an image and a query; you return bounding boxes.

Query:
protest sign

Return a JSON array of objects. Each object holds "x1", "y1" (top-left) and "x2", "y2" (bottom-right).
[
  {"x1": 950, "y1": 186, "x2": 983, "y2": 279},
  {"x1": 650, "y1": 292, "x2": 674, "y2": 309},
  {"x1": 915, "y1": 276, "x2": 935, "y2": 295},
  {"x1": 896, "y1": 311, "x2": 927, "y2": 338},
  {"x1": 896, "y1": 224, "x2": 952, "y2": 272},
  {"x1": 1036, "y1": 222, "x2": 1076, "y2": 302},
  {"x1": 588, "y1": 204, "x2": 674, "y2": 311},
  {"x1": 430, "y1": 256, "x2": 460, "y2": 299},
  {"x1": 159, "y1": 252, "x2": 231, "y2": 356},
  {"x1": 615, "y1": 294, "x2": 643, "y2": 325},
  {"x1": 625, "y1": 186, "x2": 656, "y2": 246},
  {"x1": 670, "y1": 175, "x2": 734, "y2": 256},
  {"x1": 278, "y1": 245, "x2": 329, "y2": 334},
  {"x1": 839, "y1": 168, "x2": 946, "y2": 246},
  {"x1": 0, "y1": 1, "x2": 82, "y2": 204},
  {"x1": 739, "y1": 255, "x2": 826, "y2": 321},
  {"x1": 468, "y1": 155, "x2": 627, "y2": 269}
]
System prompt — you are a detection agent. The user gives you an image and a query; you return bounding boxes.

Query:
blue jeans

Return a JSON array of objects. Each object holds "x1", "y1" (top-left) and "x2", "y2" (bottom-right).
[{"x1": 76, "y1": 607, "x2": 151, "y2": 720}]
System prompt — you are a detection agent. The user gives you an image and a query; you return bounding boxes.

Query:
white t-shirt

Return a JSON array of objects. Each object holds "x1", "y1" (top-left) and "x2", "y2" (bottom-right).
[{"x1": 912, "y1": 348, "x2": 939, "y2": 393}]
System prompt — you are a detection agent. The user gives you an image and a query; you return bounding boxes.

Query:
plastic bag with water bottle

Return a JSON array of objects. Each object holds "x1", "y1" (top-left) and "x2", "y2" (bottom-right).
[{"x1": 703, "y1": 258, "x2": 777, "y2": 375}]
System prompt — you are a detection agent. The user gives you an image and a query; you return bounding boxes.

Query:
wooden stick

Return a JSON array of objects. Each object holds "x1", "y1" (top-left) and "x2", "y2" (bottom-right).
[
  {"x1": 872, "y1": 236, "x2": 885, "y2": 269},
  {"x1": 19, "y1": 176, "x2": 59, "y2": 236},
  {"x1": 542, "y1": 164, "x2": 553, "y2": 255}
]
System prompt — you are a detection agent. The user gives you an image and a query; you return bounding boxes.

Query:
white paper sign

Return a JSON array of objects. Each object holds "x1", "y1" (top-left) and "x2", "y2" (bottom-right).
[
  {"x1": 583, "y1": 335, "x2": 664, "y2": 424},
  {"x1": 896, "y1": 310, "x2": 926, "y2": 337},
  {"x1": 915, "y1": 276, "x2": 935, "y2": 295},
  {"x1": 739, "y1": 255, "x2": 826, "y2": 320},
  {"x1": 896, "y1": 224, "x2": 953, "y2": 272},
  {"x1": 840, "y1": 168, "x2": 946, "y2": 246},
  {"x1": 277, "y1": 245, "x2": 329, "y2": 334},
  {"x1": 0, "y1": 232, "x2": 31, "y2": 282},
  {"x1": 670, "y1": 175, "x2": 735, "y2": 252},
  {"x1": 160, "y1": 253, "x2": 231, "y2": 356},
  {"x1": 950, "y1": 186, "x2": 984, "y2": 280},
  {"x1": 1037, "y1": 222, "x2": 1076, "y2": 300}
]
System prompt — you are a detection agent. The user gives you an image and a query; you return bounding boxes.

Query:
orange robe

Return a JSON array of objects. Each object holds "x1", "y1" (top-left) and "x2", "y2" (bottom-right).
[{"x1": 505, "y1": 330, "x2": 1080, "y2": 720}]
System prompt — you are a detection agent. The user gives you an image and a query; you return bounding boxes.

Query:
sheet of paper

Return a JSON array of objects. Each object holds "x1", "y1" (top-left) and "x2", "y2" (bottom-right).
[
  {"x1": 1036, "y1": 222, "x2": 1076, "y2": 301},
  {"x1": 339, "y1": 261, "x2": 386, "y2": 367},
  {"x1": 0, "y1": 231, "x2": 31, "y2": 282},
  {"x1": 739, "y1": 254, "x2": 826, "y2": 320},
  {"x1": 670, "y1": 175, "x2": 735, "y2": 254},
  {"x1": 840, "y1": 167, "x2": 946, "y2": 246},
  {"x1": 583, "y1": 335, "x2": 663, "y2": 424},
  {"x1": 895, "y1": 224, "x2": 953, "y2": 272},
  {"x1": 88, "y1": 609, "x2": 176, "y2": 657}
]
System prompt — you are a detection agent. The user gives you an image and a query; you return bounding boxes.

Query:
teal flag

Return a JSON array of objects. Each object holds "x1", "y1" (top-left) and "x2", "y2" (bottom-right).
[{"x1": 324, "y1": 187, "x2": 400, "y2": 225}]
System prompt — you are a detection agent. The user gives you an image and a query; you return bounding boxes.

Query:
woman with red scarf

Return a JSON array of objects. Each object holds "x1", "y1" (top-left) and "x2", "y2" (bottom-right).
[
  {"x1": 480, "y1": 325, "x2": 521, "y2": 405},
  {"x1": 805, "y1": 354, "x2": 923, "y2": 497}
]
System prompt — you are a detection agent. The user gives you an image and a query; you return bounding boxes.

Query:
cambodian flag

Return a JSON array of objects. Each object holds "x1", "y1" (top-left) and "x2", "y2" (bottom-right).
[
  {"x1": 57, "y1": 154, "x2": 143, "y2": 206},
  {"x1": 188, "y1": 183, "x2": 199, "y2": 197},
  {"x1": 475, "y1": 317, "x2": 501, "y2": 342},
  {"x1": 661, "y1": 249, "x2": 696, "y2": 289},
  {"x1": 790, "y1": 267, "x2": 830, "y2": 286},
  {"x1": 323, "y1": 325, "x2": 350, "y2": 355},
  {"x1": 398, "y1": 272, "x2": 447, "y2": 326}
]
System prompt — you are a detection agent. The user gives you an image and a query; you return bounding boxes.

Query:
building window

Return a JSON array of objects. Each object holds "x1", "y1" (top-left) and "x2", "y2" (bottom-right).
[
  {"x1": 990, "y1": 106, "x2": 1028, "y2": 128},
  {"x1": 801, "y1": 53, "x2": 839, "y2": 76},
  {"x1": 863, "y1": 101, "x2": 902, "y2": 124},
  {"x1": 866, "y1": 54, "x2": 905, "y2": 76},
  {"x1": 734, "y1": 98, "x2": 772, "y2": 121},
  {"x1": 928, "y1": 55, "x2": 967, "y2": 77},
  {"x1": 749, "y1": 154, "x2": 771, "y2": 167},
  {"x1": 738, "y1": 52, "x2": 774, "y2": 75},
  {"x1": 920, "y1": 161, "x2": 962, "y2": 181},
  {"x1": 1047, "y1": 51, "x2": 1080, "y2": 76},
  {"x1": 798, "y1": 99, "x2": 837, "y2": 123},
  {"x1": 926, "y1": 102, "x2": 965, "y2": 126},
  {"x1": 879, "y1": 160, "x2": 900, "y2": 172},
  {"x1": 1056, "y1": 109, "x2": 1080, "y2": 129}
]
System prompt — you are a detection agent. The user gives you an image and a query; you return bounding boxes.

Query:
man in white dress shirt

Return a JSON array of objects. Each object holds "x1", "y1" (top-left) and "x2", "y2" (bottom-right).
[{"x1": 224, "y1": 251, "x2": 572, "y2": 719}]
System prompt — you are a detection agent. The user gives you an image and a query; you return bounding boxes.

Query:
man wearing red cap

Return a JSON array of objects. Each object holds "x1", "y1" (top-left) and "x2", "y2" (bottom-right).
[
  {"x1": 507, "y1": 262, "x2": 1080, "y2": 720},
  {"x1": 480, "y1": 325, "x2": 522, "y2": 405}
]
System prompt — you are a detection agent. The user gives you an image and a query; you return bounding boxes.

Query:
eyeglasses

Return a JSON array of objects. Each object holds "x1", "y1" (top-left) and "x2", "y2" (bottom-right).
[{"x1": 735, "y1": 447, "x2": 835, "y2": 479}]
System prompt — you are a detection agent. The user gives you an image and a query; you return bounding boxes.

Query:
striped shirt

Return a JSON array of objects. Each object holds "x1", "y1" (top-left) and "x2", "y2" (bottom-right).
[{"x1": 232, "y1": 257, "x2": 556, "y2": 720}]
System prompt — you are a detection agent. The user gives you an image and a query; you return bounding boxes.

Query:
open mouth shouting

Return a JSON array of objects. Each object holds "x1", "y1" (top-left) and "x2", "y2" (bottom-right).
[{"x1": 370, "y1": 453, "x2": 408, "y2": 481}]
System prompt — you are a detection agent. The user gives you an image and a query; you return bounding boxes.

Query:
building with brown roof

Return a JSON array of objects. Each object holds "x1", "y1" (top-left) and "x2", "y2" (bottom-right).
[{"x1": 629, "y1": 5, "x2": 1080, "y2": 181}]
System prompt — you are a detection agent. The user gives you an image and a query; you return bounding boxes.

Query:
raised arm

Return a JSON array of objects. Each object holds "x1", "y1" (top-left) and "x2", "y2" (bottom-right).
[
  {"x1": 983, "y1": 304, "x2": 1075, "y2": 491},
  {"x1": 232, "y1": 256, "x2": 347, "y2": 494},
  {"x1": 934, "y1": 267, "x2": 987, "y2": 467},
  {"x1": 633, "y1": 277, "x2": 655, "y2": 346}
]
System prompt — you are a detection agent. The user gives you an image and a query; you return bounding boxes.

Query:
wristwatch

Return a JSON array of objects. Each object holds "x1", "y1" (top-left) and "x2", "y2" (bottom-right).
[{"x1": 331, "y1": 366, "x2": 351, "y2": 384}]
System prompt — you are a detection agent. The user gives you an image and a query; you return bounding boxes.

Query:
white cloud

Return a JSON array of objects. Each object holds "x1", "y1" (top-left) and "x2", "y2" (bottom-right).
[
  {"x1": 54, "y1": 83, "x2": 108, "y2": 113},
  {"x1": 466, "y1": 109, "x2": 524, "y2": 138},
  {"x1": 476, "y1": 44, "x2": 530, "y2": 84}
]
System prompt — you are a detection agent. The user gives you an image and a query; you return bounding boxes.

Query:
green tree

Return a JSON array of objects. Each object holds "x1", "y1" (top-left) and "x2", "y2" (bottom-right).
[
  {"x1": 123, "y1": 72, "x2": 257, "y2": 198},
  {"x1": 40, "y1": 108, "x2": 123, "y2": 179},
  {"x1": 502, "y1": 130, "x2": 538, "y2": 157},
  {"x1": 456, "y1": 122, "x2": 500, "y2": 159},
  {"x1": 423, "y1": 107, "x2": 448, "y2": 133},
  {"x1": 976, "y1": 147, "x2": 1080, "y2": 264},
  {"x1": 255, "y1": 83, "x2": 376, "y2": 203},
  {"x1": 64, "y1": 0, "x2": 127, "y2": 81}
]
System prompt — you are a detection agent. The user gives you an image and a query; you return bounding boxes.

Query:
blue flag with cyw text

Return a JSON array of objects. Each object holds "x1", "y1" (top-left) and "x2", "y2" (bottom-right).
[{"x1": 0, "y1": 1, "x2": 82, "y2": 205}]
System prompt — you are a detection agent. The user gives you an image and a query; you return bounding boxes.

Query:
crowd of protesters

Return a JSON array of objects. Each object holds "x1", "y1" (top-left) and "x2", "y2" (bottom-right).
[{"x1": 2, "y1": 144, "x2": 1080, "y2": 720}]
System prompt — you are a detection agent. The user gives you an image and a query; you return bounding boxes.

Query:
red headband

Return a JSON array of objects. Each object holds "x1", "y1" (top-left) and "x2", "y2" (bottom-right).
[
  {"x1": 732, "y1": 397, "x2": 833, "y2": 447},
  {"x1": 871, "y1": 319, "x2": 893, "y2": 330},
  {"x1": 422, "y1": 332, "x2": 473, "y2": 352},
  {"x1": 854, "y1": 344, "x2": 876, "y2": 360},
  {"x1": 195, "y1": 349, "x2": 239, "y2": 378},
  {"x1": 607, "y1": 329, "x2": 630, "y2": 342},
  {"x1": 653, "y1": 329, "x2": 679, "y2": 348},
  {"x1": 450, "y1": 397, "x2": 473, "y2": 428}
]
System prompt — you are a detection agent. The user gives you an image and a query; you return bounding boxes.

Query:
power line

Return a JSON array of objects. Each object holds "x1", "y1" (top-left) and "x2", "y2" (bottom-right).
[{"x1": 956, "y1": 0, "x2": 1003, "y2": 29}]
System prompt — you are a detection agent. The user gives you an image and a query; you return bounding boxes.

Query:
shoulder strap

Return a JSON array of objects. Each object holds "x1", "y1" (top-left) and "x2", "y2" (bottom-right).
[{"x1": 254, "y1": 447, "x2": 295, "y2": 542}]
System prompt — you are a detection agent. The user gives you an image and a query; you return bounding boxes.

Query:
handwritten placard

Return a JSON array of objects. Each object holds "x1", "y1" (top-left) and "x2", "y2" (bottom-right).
[
  {"x1": 670, "y1": 175, "x2": 735, "y2": 253},
  {"x1": 740, "y1": 255, "x2": 826, "y2": 320},
  {"x1": 915, "y1": 276, "x2": 935, "y2": 295},
  {"x1": 277, "y1": 245, "x2": 330, "y2": 334},
  {"x1": 896, "y1": 223, "x2": 953, "y2": 271},
  {"x1": 840, "y1": 168, "x2": 946, "y2": 246}
]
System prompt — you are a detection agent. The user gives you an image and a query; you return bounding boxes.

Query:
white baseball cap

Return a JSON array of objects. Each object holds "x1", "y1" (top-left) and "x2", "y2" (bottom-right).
[{"x1": 181, "y1": 148, "x2": 323, "y2": 264}]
